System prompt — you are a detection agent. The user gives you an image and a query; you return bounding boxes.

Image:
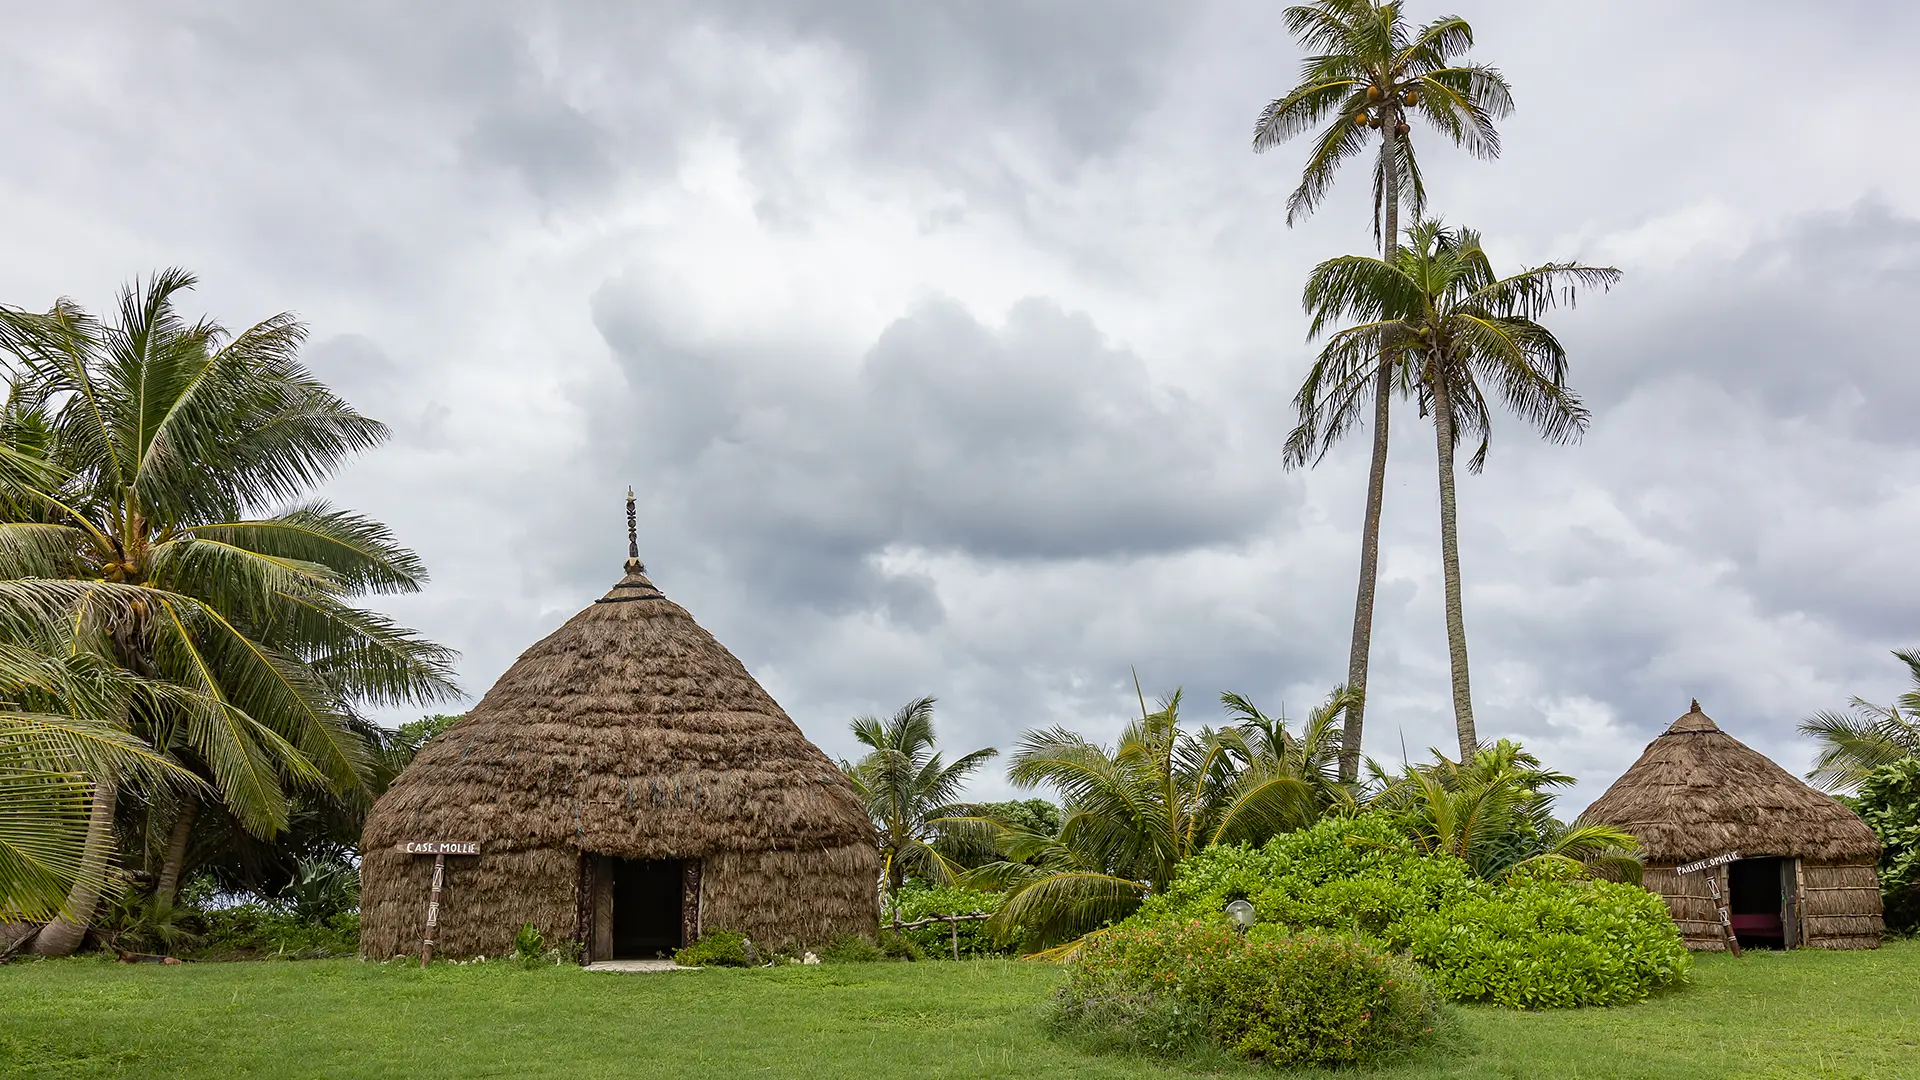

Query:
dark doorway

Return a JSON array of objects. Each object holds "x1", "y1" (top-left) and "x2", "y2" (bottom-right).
[
  {"x1": 1728, "y1": 857, "x2": 1786, "y2": 950},
  {"x1": 611, "y1": 858, "x2": 685, "y2": 959}
]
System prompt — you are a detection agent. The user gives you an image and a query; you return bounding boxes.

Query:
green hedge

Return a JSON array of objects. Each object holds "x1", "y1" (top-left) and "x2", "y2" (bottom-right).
[
  {"x1": 1853, "y1": 758, "x2": 1920, "y2": 933},
  {"x1": 1136, "y1": 813, "x2": 1690, "y2": 1008},
  {"x1": 192, "y1": 906, "x2": 360, "y2": 960},
  {"x1": 1050, "y1": 920, "x2": 1441, "y2": 1067}
]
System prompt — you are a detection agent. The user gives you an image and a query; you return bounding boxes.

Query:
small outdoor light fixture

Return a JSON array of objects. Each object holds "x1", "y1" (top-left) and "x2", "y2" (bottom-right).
[{"x1": 1225, "y1": 899, "x2": 1256, "y2": 933}]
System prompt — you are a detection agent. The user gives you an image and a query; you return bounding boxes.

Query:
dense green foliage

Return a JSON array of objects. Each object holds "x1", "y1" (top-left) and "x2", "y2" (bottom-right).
[
  {"x1": 970, "y1": 686, "x2": 1356, "y2": 951},
  {"x1": 91, "y1": 873, "x2": 361, "y2": 960},
  {"x1": 1852, "y1": 758, "x2": 1920, "y2": 933},
  {"x1": 673, "y1": 930, "x2": 753, "y2": 968},
  {"x1": 885, "y1": 882, "x2": 1008, "y2": 958},
  {"x1": 194, "y1": 906, "x2": 360, "y2": 960},
  {"x1": 1136, "y1": 813, "x2": 1689, "y2": 1007},
  {"x1": 1051, "y1": 920, "x2": 1441, "y2": 1067},
  {"x1": 1369, "y1": 739, "x2": 1642, "y2": 882},
  {"x1": 4, "y1": 944, "x2": 1917, "y2": 1079}
]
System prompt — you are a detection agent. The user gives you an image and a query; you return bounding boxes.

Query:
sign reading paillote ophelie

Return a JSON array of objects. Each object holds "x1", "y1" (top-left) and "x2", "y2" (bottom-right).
[
  {"x1": 402, "y1": 841, "x2": 481, "y2": 855},
  {"x1": 1675, "y1": 851, "x2": 1740, "y2": 875}
]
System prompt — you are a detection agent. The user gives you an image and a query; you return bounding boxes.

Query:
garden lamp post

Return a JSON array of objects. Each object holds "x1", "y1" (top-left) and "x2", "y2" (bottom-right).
[{"x1": 1225, "y1": 899, "x2": 1256, "y2": 934}]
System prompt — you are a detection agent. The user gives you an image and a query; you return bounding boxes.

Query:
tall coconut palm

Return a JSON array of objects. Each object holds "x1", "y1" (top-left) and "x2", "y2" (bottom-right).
[
  {"x1": 1301, "y1": 221, "x2": 1617, "y2": 757},
  {"x1": 1256, "y1": 0, "x2": 1513, "y2": 782},
  {"x1": 838, "y1": 696, "x2": 997, "y2": 916},
  {"x1": 971, "y1": 685, "x2": 1351, "y2": 954},
  {"x1": 1801, "y1": 648, "x2": 1920, "y2": 792},
  {"x1": 0, "y1": 270, "x2": 459, "y2": 954}
]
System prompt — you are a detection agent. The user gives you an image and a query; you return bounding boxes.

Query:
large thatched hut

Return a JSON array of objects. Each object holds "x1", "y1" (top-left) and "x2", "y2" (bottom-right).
[
  {"x1": 360, "y1": 513, "x2": 879, "y2": 961},
  {"x1": 1584, "y1": 701, "x2": 1882, "y2": 951}
]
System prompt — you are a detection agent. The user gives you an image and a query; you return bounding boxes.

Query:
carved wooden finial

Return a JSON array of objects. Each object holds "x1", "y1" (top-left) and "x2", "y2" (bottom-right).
[{"x1": 624, "y1": 487, "x2": 644, "y2": 574}]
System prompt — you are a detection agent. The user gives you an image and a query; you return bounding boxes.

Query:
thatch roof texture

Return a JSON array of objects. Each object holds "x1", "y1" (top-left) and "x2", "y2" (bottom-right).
[
  {"x1": 360, "y1": 562, "x2": 879, "y2": 957},
  {"x1": 1583, "y1": 701, "x2": 1880, "y2": 865}
]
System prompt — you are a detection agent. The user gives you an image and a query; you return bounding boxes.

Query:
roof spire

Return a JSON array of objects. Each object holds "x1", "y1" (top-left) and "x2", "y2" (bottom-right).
[
  {"x1": 624, "y1": 486, "x2": 644, "y2": 574},
  {"x1": 1690, "y1": 698, "x2": 1701, "y2": 713}
]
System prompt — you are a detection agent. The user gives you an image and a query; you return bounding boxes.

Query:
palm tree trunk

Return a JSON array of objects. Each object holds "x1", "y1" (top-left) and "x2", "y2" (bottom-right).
[
  {"x1": 27, "y1": 780, "x2": 118, "y2": 957},
  {"x1": 1338, "y1": 117, "x2": 1401, "y2": 782},
  {"x1": 1427, "y1": 364, "x2": 1477, "y2": 759},
  {"x1": 154, "y1": 796, "x2": 197, "y2": 905}
]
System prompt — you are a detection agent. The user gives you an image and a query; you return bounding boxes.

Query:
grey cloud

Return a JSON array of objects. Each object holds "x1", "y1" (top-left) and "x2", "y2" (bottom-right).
[
  {"x1": 699, "y1": 1, "x2": 1184, "y2": 161},
  {"x1": 579, "y1": 289, "x2": 1293, "y2": 631},
  {"x1": 462, "y1": 97, "x2": 617, "y2": 201}
]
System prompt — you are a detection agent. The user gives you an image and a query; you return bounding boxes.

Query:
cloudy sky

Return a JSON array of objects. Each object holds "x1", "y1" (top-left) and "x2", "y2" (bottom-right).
[{"x1": 4, "y1": 1, "x2": 1915, "y2": 812}]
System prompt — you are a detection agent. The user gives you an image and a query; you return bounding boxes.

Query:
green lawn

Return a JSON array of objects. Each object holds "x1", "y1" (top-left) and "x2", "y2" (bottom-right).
[{"x1": 2, "y1": 942, "x2": 1915, "y2": 1079}]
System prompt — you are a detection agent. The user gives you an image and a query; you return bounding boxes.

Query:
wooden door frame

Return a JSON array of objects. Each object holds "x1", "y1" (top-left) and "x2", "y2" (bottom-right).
[
  {"x1": 681, "y1": 859, "x2": 702, "y2": 946},
  {"x1": 575, "y1": 854, "x2": 597, "y2": 964}
]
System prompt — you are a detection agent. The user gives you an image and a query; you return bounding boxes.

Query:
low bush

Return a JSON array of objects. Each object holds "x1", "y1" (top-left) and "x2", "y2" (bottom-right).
[
  {"x1": 1139, "y1": 812, "x2": 1690, "y2": 1008},
  {"x1": 1391, "y1": 863, "x2": 1691, "y2": 1007},
  {"x1": 673, "y1": 930, "x2": 754, "y2": 968},
  {"x1": 1050, "y1": 920, "x2": 1441, "y2": 1068},
  {"x1": 193, "y1": 906, "x2": 360, "y2": 960},
  {"x1": 512, "y1": 924, "x2": 547, "y2": 967},
  {"x1": 818, "y1": 935, "x2": 889, "y2": 963},
  {"x1": 878, "y1": 929, "x2": 922, "y2": 961},
  {"x1": 884, "y1": 883, "x2": 1006, "y2": 958}
]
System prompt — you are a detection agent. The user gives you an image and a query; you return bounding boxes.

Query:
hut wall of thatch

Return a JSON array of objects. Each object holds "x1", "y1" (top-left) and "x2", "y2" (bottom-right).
[
  {"x1": 359, "y1": 846, "x2": 576, "y2": 960},
  {"x1": 1641, "y1": 865, "x2": 1728, "y2": 950},
  {"x1": 360, "y1": 555, "x2": 881, "y2": 961},
  {"x1": 1584, "y1": 702, "x2": 1884, "y2": 951},
  {"x1": 1800, "y1": 862, "x2": 1884, "y2": 949},
  {"x1": 699, "y1": 844, "x2": 881, "y2": 949}
]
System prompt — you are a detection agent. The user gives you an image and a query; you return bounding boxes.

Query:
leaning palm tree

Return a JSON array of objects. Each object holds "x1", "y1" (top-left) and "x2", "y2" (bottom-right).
[
  {"x1": 1301, "y1": 221, "x2": 1617, "y2": 757},
  {"x1": 971, "y1": 684, "x2": 1347, "y2": 954},
  {"x1": 0, "y1": 642, "x2": 201, "y2": 922},
  {"x1": 0, "y1": 270, "x2": 459, "y2": 954},
  {"x1": 1801, "y1": 648, "x2": 1920, "y2": 791},
  {"x1": 838, "y1": 696, "x2": 997, "y2": 916},
  {"x1": 1256, "y1": 0, "x2": 1513, "y2": 781}
]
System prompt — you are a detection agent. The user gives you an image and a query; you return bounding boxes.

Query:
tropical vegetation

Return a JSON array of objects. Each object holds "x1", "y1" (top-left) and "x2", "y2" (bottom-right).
[
  {"x1": 1851, "y1": 758, "x2": 1920, "y2": 934},
  {"x1": 838, "y1": 696, "x2": 998, "y2": 911},
  {"x1": 965, "y1": 686, "x2": 1359, "y2": 952},
  {"x1": 0, "y1": 269, "x2": 457, "y2": 954},
  {"x1": 1049, "y1": 920, "x2": 1442, "y2": 1067},
  {"x1": 1133, "y1": 812, "x2": 1689, "y2": 1008},
  {"x1": 1257, "y1": 0, "x2": 1513, "y2": 779}
]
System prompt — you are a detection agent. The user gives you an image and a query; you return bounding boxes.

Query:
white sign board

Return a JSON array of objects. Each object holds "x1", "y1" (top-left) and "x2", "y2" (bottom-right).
[
  {"x1": 403, "y1": 841, "x2": 481, "y2": 855},
  {"x1": 1676, "y1": 851, "x2": 1740, "y2": 875}
]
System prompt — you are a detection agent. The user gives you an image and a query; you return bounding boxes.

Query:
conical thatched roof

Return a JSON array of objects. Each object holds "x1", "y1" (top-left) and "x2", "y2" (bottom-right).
[
  {"x1": 363, "y1": 564, "x2": 874, "y2": 860},
  {"x1": 1583, "y1": 701, "x2": 1880, "y2": 864}
]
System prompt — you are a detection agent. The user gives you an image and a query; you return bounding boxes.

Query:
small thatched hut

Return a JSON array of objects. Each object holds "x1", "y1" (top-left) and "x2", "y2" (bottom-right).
[
  {"x1": 1584, "y1": 701, "x2": 1882, "y2": 951},
  {"x1": 360, "y1": 509, "x2": 879, "y2": 961}
]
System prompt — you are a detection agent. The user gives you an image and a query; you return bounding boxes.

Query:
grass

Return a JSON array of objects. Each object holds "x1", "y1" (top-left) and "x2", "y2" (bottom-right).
[{"x1": 0, "y1": 941, "x2": 1914, "y2": 1079}]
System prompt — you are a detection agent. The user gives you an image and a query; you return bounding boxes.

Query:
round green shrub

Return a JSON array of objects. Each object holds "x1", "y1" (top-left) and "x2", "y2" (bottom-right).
[
  {"x1": 1388, "y1": 864, "x2": 1693, "y2": 1007},
  {"x1": 1138, "y1": 812, "x2": 1690, "y2": 1008},
  {"x1": 673, "y1": 930, "x2": 753, "y2": 967},
  {"x1": 1051, "y1": 920, "x2": 1442, "y2": 1068}
]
